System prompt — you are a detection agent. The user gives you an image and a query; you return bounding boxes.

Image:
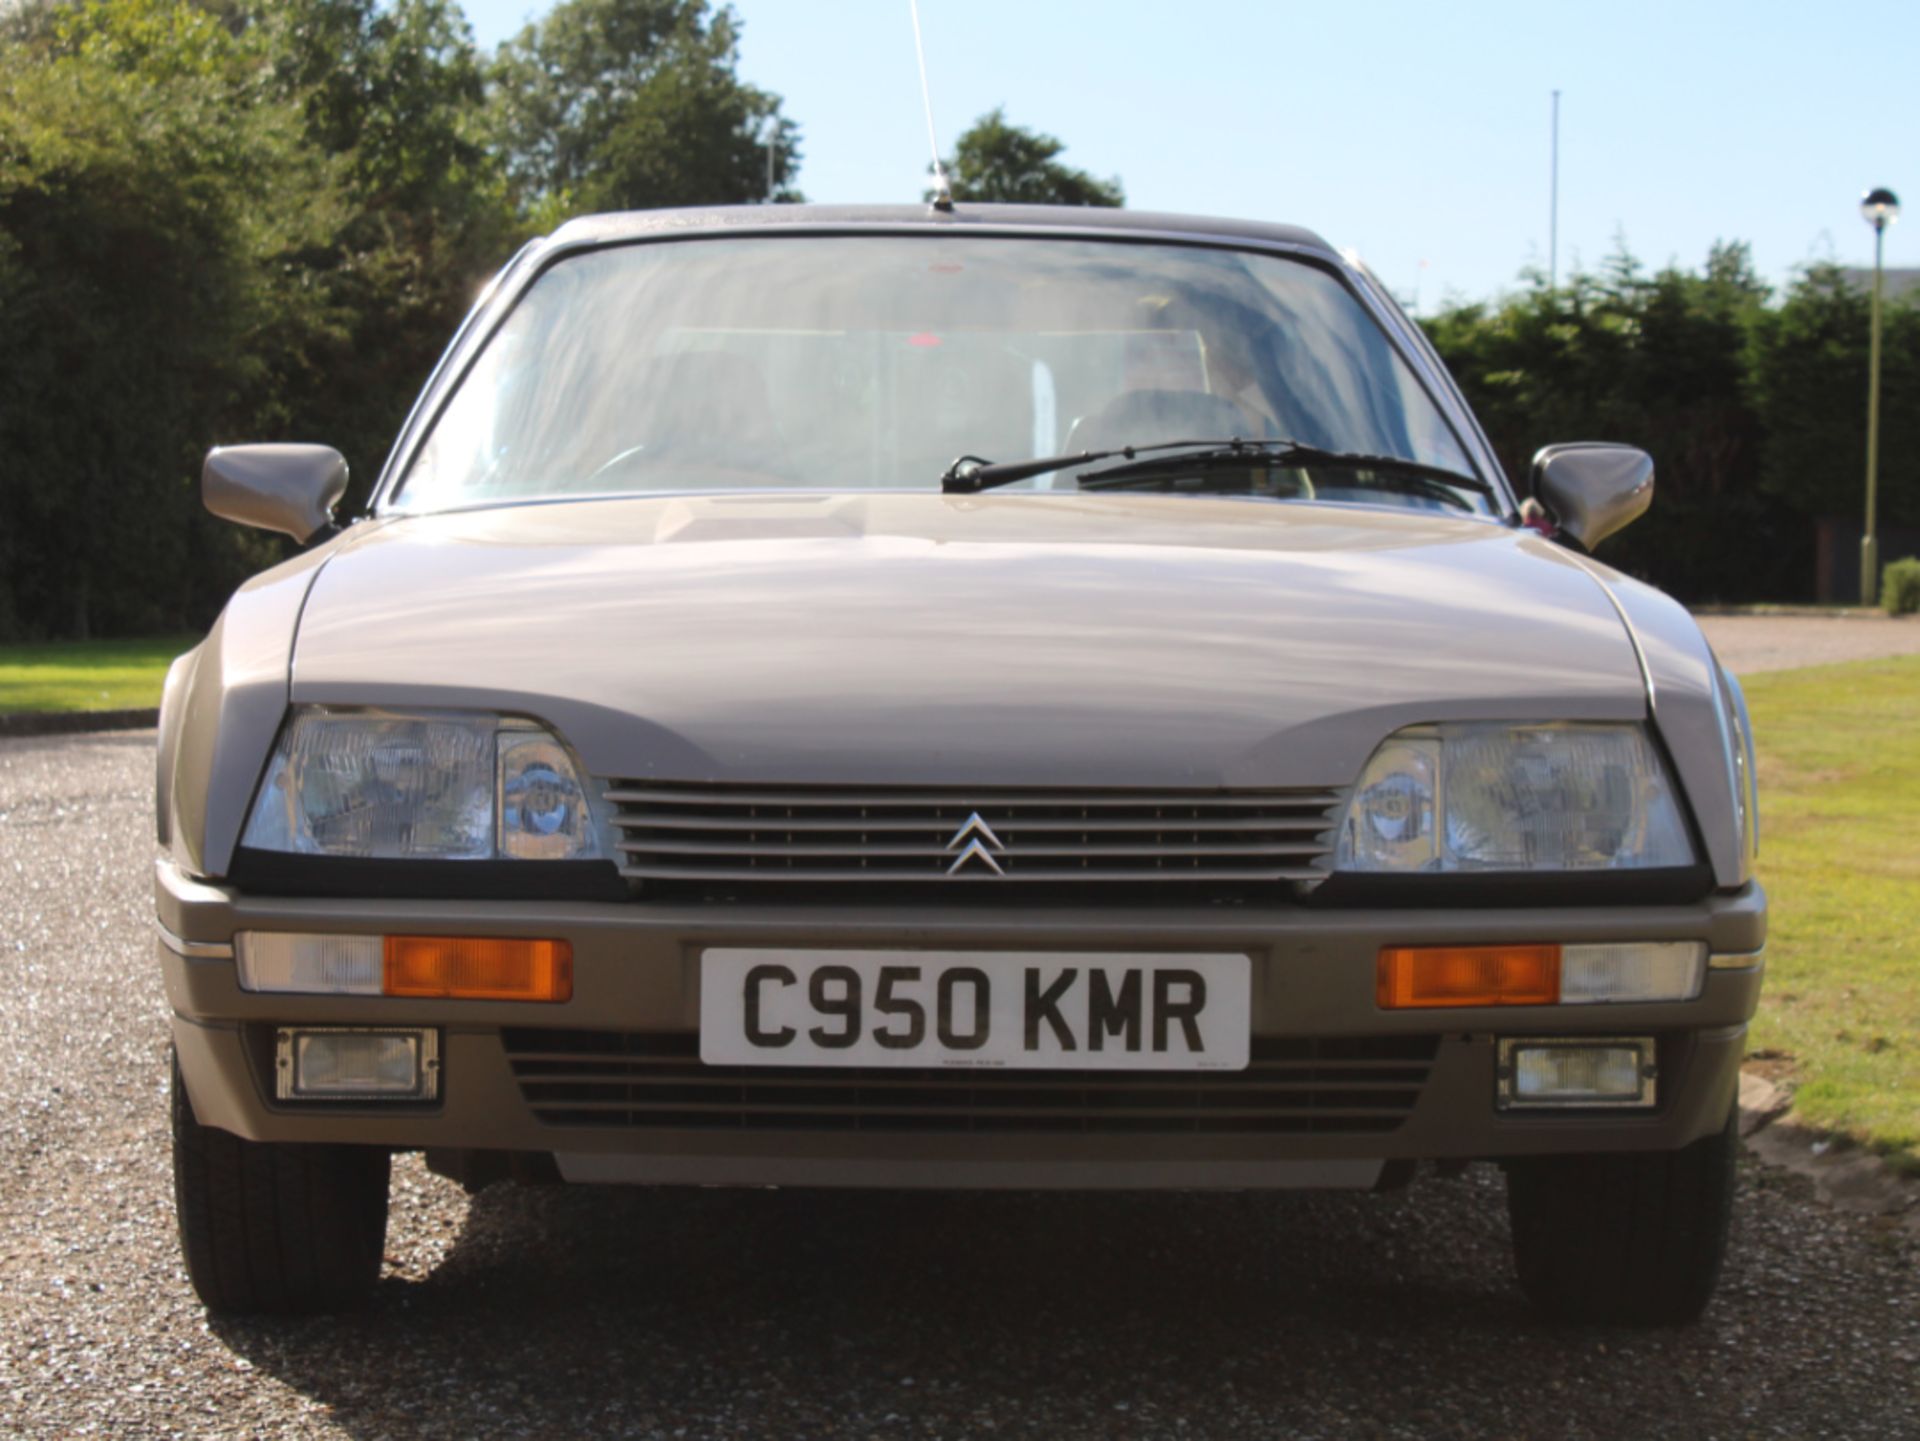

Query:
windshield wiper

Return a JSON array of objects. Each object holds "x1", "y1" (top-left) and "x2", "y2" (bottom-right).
[
  {"x1": 940, "y1": 438, "x2": 1283, "y2": 494},
  {"x1": 1076, "y1": 443, "x2": 1493, "y2": 507},
  {"x1": 940, "y1": 438, "x2": 1492, "y2": 506}
]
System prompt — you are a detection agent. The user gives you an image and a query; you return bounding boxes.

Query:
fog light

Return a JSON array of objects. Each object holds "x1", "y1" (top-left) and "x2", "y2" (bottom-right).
[
  {"x1": 275, "y1": 1026, "x2": 440, "y2": 1101},
  {"x1": 1497, "y1": 1037, "x2": 1655, "y2": 1109}
]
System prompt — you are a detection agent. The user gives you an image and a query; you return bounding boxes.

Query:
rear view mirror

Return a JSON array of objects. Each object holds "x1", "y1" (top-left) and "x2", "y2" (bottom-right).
[
  {"x1": 202, "y1": 444, "x2": 348, "y2": 544},
  {"x1": 1530, "y1": 443, "x2": 1654, "y2": 550}
]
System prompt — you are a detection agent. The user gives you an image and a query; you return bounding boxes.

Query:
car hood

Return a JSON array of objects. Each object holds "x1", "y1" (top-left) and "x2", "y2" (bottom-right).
[{"x1": 291, "y1": 493, "x2": 1647, "y2": 789}]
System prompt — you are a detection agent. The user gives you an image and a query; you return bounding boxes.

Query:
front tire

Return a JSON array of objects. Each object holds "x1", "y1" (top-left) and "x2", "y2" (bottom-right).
[
  {"x1": 170, "y1": 1048, "x2": 390, "y2": 1314},
  {"x1": 1505, "y1": 1104, "x2": 1738, "y2": 1326}
]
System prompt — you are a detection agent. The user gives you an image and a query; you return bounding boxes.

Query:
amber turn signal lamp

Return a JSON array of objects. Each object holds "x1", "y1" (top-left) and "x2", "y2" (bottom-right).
[
  {"x1": 383, "y1": 936, "x2": 572, "y2": 1002},
  {"x1": 1377, "y1": 944, "x2": 1560, "y2": 1008}
]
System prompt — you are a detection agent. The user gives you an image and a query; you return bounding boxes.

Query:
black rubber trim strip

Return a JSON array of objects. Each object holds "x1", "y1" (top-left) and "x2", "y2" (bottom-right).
[
  {"x1": 225, "y1": 848, "x2": 626, "y2": 901},
  {"x1": 1305, "y1": 865, "x2": 1715, "y2": 910},
  {"x1": 222, "y1": 852, "x2": 1714, "y2": 909}
]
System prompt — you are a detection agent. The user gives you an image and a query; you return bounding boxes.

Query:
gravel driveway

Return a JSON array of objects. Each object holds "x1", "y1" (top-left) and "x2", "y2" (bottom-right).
[
  {"x1": 1696, "y1": 613, "x2": 1920, "y2": 675},
  {"x1": 3, "y1": 732, "x2": 1916, "y2": 1440}
]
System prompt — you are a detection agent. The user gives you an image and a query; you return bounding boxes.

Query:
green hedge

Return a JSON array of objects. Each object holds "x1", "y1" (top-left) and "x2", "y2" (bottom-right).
[{"x1": 1884, "y1": 557, "x2": 1920, "y2": 615}]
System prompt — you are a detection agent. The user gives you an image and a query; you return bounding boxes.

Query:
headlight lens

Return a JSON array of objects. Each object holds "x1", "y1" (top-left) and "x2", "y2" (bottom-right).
[
  {"x1": 499, "y1": 731, "x2": 596, "y2": 860},
  {"x1": 1335, "y1": 722, "x2": 1694, "y2": 872},
  {"x1": 240, "y1": 708, "x2": 604, "y2": 860}
]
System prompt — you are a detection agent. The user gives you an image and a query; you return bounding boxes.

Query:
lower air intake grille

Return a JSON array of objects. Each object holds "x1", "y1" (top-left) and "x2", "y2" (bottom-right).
[{"x1": 501, "y1": 1030, "x2": 1436, "y2": 1135}]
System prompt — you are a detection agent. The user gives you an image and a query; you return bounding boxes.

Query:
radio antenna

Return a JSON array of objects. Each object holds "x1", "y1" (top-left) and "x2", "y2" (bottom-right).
[{"x1": 908, "y1": 0, "x2": 953, "y2": 211}]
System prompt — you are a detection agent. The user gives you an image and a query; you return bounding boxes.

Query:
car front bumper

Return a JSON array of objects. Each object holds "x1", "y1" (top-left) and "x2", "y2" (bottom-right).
[{"x1": 159, "y1": 859, "x2": 1765, "y2": 1190}]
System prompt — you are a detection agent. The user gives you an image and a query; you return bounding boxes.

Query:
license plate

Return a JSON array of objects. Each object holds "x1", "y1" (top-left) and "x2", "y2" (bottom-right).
[{"x1": 699, "y1": 950, "x2": 1249, "y2": 1070}]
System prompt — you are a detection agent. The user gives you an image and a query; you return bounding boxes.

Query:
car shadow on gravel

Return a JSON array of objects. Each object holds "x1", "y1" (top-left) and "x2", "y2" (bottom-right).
[{"x1": 200, "y1": 1168, "x2": 1762, "y2": 1438}]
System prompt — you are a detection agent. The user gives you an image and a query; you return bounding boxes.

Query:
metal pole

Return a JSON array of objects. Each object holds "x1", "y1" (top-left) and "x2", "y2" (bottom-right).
[
  {"x1": 1863, "y1": 221, "x2": 1885, "y2": 605},
  {"x1": 1549, "y1": 90, "x2": 1560, "y2": 289},
  {"x1": 765, "y1": 125, "x2": 777, "y2": 203}
]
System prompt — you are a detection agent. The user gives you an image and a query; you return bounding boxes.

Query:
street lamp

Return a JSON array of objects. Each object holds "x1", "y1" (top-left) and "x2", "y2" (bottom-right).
[{"x1": 1860, "y1": 187, "x2": 1900, "y2": 605}]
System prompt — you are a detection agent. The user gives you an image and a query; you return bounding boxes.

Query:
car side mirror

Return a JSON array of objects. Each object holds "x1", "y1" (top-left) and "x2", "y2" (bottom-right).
[
  {"x1": 1529, "y1": 443, "x2": 1654, "y2": 551},
  {"x1": 202, "y1": 444, "x2": 348, "y2": 545}
]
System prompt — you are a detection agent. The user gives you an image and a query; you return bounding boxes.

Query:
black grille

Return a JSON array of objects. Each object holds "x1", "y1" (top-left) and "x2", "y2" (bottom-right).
[
  {"x1": 604, "y1": 781, "x2": 1344, "y2": 888},
  {"x1": 501, "y1": 1030, "x2": 1436, "y2": 1135}
]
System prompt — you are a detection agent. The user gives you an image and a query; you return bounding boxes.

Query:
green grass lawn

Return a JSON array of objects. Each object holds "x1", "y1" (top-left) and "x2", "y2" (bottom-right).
[
  {"x1": 1744, "y1": 654, "x2": 1920, "y2": 1172},
  {"x1": 0, "y1": 634, "x2": 197, "y2": 713}
]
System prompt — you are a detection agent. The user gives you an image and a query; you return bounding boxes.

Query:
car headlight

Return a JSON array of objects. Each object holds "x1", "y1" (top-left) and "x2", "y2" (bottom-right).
[
  {"x1": 239, "y1": 707, "x2": 605, "y2": 861},
  {"x1": 1334, "y1": 722, "x2": 1695, "y2": 872}
]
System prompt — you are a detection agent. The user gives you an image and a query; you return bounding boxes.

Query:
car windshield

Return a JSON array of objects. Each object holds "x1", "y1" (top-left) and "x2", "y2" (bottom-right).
[{"x1": 393, "y1": 235, "x2": 1486, "y2": 514}]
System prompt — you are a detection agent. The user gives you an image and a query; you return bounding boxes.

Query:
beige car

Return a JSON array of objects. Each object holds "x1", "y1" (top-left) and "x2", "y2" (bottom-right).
[{"x1": 158, "y1": 204, "x2": 1764, "y2": 1322}]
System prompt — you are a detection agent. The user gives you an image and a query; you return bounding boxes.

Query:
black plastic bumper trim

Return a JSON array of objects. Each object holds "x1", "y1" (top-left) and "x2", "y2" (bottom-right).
[{"x1": 225, "y1": 848, "x2": 626, "y2": 901}]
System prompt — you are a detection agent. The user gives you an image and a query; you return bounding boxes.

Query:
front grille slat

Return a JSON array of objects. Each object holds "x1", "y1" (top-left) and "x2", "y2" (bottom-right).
[
  {"x1": 615, "y1": 839, "x2": 1329, "y2": 859},
  {"x1": 606, "y1": 780, "x2": 1345, "y2": 891},
  {"x1": 618, "y1": 865, "x2": 1331, "y2": 883},
  {"x1": 509, "y1": 1095, "x2": 1417, "y2": 1120},
  {"x1": 505, "y1": 1057, "x2": 1431, "y2": 1080},
  {"x1": 503, "y1": 1033, "x2": 1438, "y2": 1063},
  {"x1": 624, "y1": 814, "x2": 1336, "y2": 835},
  {"x1": 502, "y1": 1030, "x2": 1436, "y2": 1136},
  {"x1": 511, "y1": 1070, "x2": 1430, "y2": 1094},
  {"x1": 604, "y1": 787, "x2": 1346, "y2": 810}
]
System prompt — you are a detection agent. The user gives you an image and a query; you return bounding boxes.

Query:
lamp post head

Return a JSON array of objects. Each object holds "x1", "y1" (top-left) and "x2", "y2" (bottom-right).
[{"x1": 1861, "y1": 188, "x2": 1901, "y2": 232}]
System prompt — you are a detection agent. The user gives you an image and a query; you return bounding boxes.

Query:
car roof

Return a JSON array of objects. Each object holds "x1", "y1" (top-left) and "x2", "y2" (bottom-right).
[{"x1": 545, "y1": 203, "x2": 1335, "y2": 256}]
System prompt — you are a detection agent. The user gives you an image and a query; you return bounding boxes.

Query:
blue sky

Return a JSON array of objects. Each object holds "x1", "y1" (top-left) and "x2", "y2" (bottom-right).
[{"x1": 462, "y1": 0, "x2": 1917, "y2": 310}]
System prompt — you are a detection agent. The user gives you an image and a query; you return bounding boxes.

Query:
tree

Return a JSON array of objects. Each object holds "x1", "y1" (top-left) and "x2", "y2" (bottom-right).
[
  {"x1": 0, "y1": 0, "x2": 810, "y2": 639},
  {"x1": 1749, "y1": 262, "x2": 1920, "y2": 531},
  {"x1": 487, "y1": 0, "x2": 800, "y2": 214},
  {"x1": 0, "y1": 0, "x2": 334, "y2": 638},
  {"x1": 935, "y1": 108, "x2": 1122, "y2": 207},
  {"x1": 1423, "y1": 242, "x2": 1806, "y2": 602},
  {"x1": 238, "y1": 0, "x2": 520, "y2": 508},
  {"x1": 250, "y1": 0, "x2": 493, "y2": 213}
]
